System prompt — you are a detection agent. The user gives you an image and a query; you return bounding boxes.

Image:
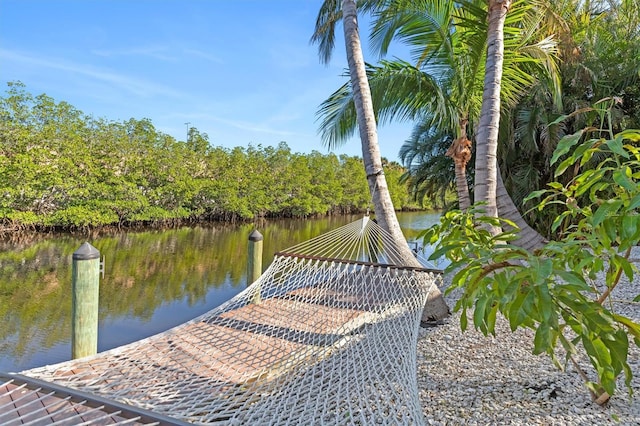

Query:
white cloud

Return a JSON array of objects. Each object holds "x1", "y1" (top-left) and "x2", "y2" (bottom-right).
[
  {"x1": 0, "y1": 48, "x2": 187, "y2": 99},
  {"x1": 184, "y1": 48, "x2": 224, "y2": 64},
  {"x1": 91, "y1": 45, "x2": 178, "y2": 61}
]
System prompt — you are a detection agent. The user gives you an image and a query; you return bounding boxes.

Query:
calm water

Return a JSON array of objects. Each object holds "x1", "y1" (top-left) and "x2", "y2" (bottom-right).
[{"x1": 0, "y1": 211, "x2": 441, "y2": 372}]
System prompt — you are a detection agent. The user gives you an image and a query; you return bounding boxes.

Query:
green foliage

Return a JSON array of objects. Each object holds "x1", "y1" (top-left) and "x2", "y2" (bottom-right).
[
  {"x1": 422, "y1": 128, "x2": 640, "y2": 403},
  {"x1": 0, "y1": 83, "x2": 420, "y2": 230},
  {"x1": 48, "y1": 205, "x2": 118, "y2": 227},
  {"x1": 0, "y1": 213, "x2": 384, "y2": 368},
  {"x1": 503, "y1": 1, "x2": 640, "y2": 236}
]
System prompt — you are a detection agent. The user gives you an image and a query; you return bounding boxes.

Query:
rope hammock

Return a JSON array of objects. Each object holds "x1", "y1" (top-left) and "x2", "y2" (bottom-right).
[{"x1": 19, "y1": 217, "x2": 442, "y2": 424}]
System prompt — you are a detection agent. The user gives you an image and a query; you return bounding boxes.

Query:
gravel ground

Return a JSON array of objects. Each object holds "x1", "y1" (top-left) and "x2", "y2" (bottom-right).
[{"x1": 416, "y1": 248, "x2": 640, "y2": 425}]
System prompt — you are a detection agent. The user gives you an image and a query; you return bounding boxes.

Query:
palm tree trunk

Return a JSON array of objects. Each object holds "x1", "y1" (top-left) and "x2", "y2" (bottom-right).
[
  {"x1": 474, "y1": 0, "x2": 511, "y2": 234},
  {"x1": 453, "y1": 162, "x2": 471, "y2": 210},
  {"x1": 341, "y1": 0, "x2": 449, "y2": 321},
  {"x1": 496, "y1": 168, "x2": 547, "y2": 250},
  {"x1": 446, "y1": 118, "x2": 472, "y2": 210}
]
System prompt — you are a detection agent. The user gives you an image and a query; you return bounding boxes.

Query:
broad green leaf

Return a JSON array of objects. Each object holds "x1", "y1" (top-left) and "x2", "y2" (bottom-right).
[
  {"x1": 502, "y1": 278, "x2": 522, "y2": 303},
  {"x1": 550, "y1": 129, "x2": 586, "y2": 166},
  {"x1": 554, "y1": 156, "x2": 577, "y2": 177},
  {"x1": 607, "y1": 136, "x2": 630, "y2": 158},
  {"x1": 556, "y1": 270, "x2": 590, "y2": 290},
  {"x1": 575, "y1": 169, "x2": 606, "y2": 197},
  {"x1": 508, "y1": 289, "x2": 535, "y2": 331},
  {"x1": 613, "y1": 167, "x2": 637, "y2": 192},
  {"x1": 616, "y1": 129, "x2": 640, "y2": 142},
  {"x1": 583, "y1": 306, "x2": 617, "y2": 332},
  {"x1": 486, "y1": 303, "x2": 499, "y2": 335},
  {"x1": 619, "y1": 257, "x2": 635, "y2": 282},
  {"x1": 524, "y1": 189, "x2": 547, "y2": 202},
  {"x1": 594, "y1": 221, "x2": 612, "y2": 247},
  {"x1": 555, "y1": 292, "x2": 591, "y2": 319},
  {"x1": 537, "y1": 258, "x2": 553, "y2": 283},
  {"x1": 579, "y1": 147, "x2": 596, "y2": 167},
  {"x1": 551, "y1": 211, "x2": 571, "y2": 233},
  {"x1": 533, "y1": 323, "x2": 551, "y2": 355},
  {"x1": 573, "y1": 139, "x2": 600, "y2": 163},
  {"x1": 621, "y1": 215, "x2": 640, "y2": 242},
  {"x1": 460, "y1": 309, "x2": 468, "y2": 331},
  {"x1": 582, "y1": 335, "x2": 616, "y2": 395},
  {"x1": 493, "y1": 249, "x2": 528, "y2": 264},
  {"x1": 604, "y1": 330, "x2": 629, "y2": 380},
  {"x1": 628, "y1": 194, "x2": 640, "y2": 211},
  {"x1": 582, "y1": 335, "x2": 613, "y2": 370},
  {"x1": 592, "y1": 200, "x2": 623, "y2": 227},
  {"x1": 547, "y1": 182, "x2": 564, "y2": 190},
  {"x1": 613, "y1": 314, "x2": 640, "y2": 340},
  {"x1": 589, "y1": 181, "x2": 609, "y2": 199},
  {"x1": 603, "y1": 219, "x2": 619, "y2": 245},
  {"x1": 535, "y1": 283, "x2": 554, "y2": 322},
  {"x1": 474, "y1": 295, "x2": 491, "y2": 335},
  {"x1": 430, "y1": 244, "x2": 462, "y2": 261}
]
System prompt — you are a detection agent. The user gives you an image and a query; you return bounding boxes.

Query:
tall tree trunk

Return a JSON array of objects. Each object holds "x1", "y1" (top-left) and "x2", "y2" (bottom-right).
[
  {"x1": 341, "y1": 0, "x2": 449, "y2": 321},
  {"x1": 446, "y1": 117, "x2": 472, "y2": 210},
  {"x1": 496, "y1": 168, "x2": 547, "y2": 250},
  {"x1": 474, "y1": 0, "x2": 511, "y2": 234}
]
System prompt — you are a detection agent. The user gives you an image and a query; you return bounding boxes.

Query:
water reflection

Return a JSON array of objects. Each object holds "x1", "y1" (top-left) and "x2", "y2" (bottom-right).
[
  {"x1": 397, "y1": 213, "x2": 449, "y2": 269},
  {"x1": 0, "y1": 212, "x2": 440, "y2": 372}
]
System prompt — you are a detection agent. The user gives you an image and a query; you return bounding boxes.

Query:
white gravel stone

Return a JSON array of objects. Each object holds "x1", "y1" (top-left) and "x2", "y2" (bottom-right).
[{"x1": 417, "y1": 247, "x2": 640, "y2": 425}]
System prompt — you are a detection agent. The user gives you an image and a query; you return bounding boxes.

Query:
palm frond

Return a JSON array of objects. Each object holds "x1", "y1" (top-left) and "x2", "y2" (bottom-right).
[
  {"x1": 316, "y1": 60, "x2": 454, "y2": 149},
  {"x1": 371, "y1": 0, "x2": 458, "y2": 69},
  {"x1": 316, "y1": 81, "x2": 358, "y2": 150},
  {"x1": 368, "y1": 60, "x2": 453, "y2": 126},
  {"x1": 398, "y1": 121, "x2": 461, "y2": 204},
  {"x1": 310, "y1": 0, "x2": 342, "y2": 64}
]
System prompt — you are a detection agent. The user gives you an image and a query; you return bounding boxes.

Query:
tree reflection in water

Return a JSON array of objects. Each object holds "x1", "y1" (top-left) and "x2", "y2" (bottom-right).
[{"x1": 0, "y1": 212, "x2": 439, "y2": 372}]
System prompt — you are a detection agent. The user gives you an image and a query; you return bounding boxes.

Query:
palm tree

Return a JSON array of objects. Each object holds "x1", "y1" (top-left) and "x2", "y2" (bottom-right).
[
  {"x1": 473, "y1": 0, "x2": 512, "y2": 234},
  {"x1": 399, "y1": 121, "x2": 459, "y2": 209},
  {"x1": 312, "y1": 0, "x2": 450, "y2": 321},
  {"x1": 495, "y1": 0, "x2": 640, "y2": 237},
  {"x1": 316, "y1": 0, "x2": 556, "y2": 249},
  {"x1": 445, "y1": 118, "x2": 472, "y2": 210}
]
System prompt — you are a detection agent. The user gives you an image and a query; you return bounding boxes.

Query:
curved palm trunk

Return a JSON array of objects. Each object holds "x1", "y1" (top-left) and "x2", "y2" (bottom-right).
[
  {"x1": 452, "y1": 159, "x2": 471, "y2": 210},
  {"x1": 341, "y1": 0, "x2": 449, "y2": 321},
  {"x1": 474, "y1": 0, "x2": 511, "y2": 235},
  {"x1": 496, "y1": 168, "x2": 547, "y2": 250},
  {"x1": 446, "y1": 118, "x2": 472, "y2": 210}
]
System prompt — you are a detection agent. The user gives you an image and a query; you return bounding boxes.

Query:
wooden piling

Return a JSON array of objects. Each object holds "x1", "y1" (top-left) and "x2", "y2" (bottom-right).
[
  {"x1": 72, "y1": 242, "x2": 100, "y2": 359},
  {"x1": 247, "y1": 230, "x2": 263, "y2": 286}
]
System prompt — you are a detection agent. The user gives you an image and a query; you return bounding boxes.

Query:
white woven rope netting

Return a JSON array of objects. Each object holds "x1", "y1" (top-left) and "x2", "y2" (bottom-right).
[{"x1": 22, "y1": 217, "x2": 442, "y2": 425}]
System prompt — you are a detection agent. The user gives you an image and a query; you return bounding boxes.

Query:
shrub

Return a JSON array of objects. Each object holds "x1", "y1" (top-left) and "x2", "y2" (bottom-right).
[{"x1": 422, "y1": 128, "x2": 640, "y2": 403}]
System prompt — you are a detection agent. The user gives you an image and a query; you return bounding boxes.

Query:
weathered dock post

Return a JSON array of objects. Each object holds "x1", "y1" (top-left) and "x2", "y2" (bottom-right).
[
  {"x1": 247, "y1": 229, "x2": 263, "y2": 285},
  {"x1": 72, "y1": 242, "x2": 101, "y2": 359},
  {"x1": 248, "y1": 229, "x2": 264, "y2": 304}
]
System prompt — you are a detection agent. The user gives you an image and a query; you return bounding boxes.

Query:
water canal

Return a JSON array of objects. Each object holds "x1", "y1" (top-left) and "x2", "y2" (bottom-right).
[{"x1": 0, "y1": 211, "x2": 442, "y2": 372}]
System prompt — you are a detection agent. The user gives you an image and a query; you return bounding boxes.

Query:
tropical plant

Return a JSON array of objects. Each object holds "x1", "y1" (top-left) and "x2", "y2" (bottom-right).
[
  {"x1": 312, "y1": 0, "x2": 450, "y2": 320},
  {"x1": 0, "y1": 83, "x2": 421, "y2": 230},
  {"x1": 501, "y1": 0, "x2": 640, "y2": 238},
  {"x1": 316, "y1": 0, "x2": 560, "y2": 248},
  {"x1": 422, "y1": 124, "x2": 640, "y2": 404},
  {"x1": 473, "y1": 0, "x2": 512, "y2": 234},
  {"x1": 399, "y1": 122, "x2": 460, "y2": 209}
]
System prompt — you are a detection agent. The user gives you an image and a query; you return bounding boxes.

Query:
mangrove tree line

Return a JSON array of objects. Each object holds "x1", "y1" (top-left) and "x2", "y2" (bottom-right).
[{"x1": 0, "y1": 82, "x2": 425, "y2": 230}]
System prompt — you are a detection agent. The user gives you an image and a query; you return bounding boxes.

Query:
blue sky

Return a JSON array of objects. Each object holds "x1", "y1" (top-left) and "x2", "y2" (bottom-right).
[{"x1": 0, "y1": 0, "x2": 414, "y2": 159}]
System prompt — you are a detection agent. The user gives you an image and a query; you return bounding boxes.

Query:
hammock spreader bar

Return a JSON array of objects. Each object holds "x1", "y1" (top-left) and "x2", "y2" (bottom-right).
[{"x1": 275, "y1": 251, "x2": 442, "y2": 274}]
